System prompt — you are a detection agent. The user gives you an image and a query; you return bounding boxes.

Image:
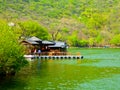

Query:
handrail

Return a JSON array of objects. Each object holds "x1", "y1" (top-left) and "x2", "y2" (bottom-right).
[{"x1": 34, "y1": 52, "x2": 81, "y2": 56}]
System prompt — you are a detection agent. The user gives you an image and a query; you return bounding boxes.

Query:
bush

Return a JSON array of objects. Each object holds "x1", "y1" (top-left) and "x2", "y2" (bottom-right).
[
  {"x1": 78, "y1": 40, "x2": 88, "y2": 47},
  {"x1": 0, "y1": 20, "x2": 28, "y2": 76},
  {"x1": 110, "y1": 34, "x2": 120, "y2": 46}
]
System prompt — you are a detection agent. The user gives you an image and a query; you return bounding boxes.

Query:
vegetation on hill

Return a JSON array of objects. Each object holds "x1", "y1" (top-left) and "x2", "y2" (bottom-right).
[{"x1": 0, "y1": 0, "x2": 120, "y2": 47}]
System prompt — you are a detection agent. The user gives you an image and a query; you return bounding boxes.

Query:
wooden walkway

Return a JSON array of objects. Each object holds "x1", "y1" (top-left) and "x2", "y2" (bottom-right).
[{"x1": 24, "y1": 55, "x2": 84, "y2": 60}]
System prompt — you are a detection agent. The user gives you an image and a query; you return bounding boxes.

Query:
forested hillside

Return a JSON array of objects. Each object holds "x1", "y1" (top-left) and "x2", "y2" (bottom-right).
[{"x1": 0, "y1": 0, "x2": 120, "y2": 47}]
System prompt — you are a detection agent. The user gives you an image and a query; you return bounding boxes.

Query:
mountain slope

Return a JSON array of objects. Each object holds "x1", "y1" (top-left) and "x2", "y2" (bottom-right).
[{"x1": 0, "y1": 0, "x2": 120, "y2": 46}]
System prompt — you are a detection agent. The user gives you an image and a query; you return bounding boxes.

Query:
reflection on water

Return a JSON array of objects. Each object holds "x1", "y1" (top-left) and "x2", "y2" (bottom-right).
[{"x1": 0, "y1": 48, "x2": 120, "y2": 90}]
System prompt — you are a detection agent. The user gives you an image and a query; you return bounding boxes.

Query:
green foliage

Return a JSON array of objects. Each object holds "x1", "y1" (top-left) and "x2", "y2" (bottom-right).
[
  {"x1": 78, "y1": 39, "x2": 88, "y2": 47},
  {"x1": 110, "y1": 34, "x2": 120, "y2": 46},
  {"x1": 18, "y1": 20, "x2": 49, "y2": 40},
  {"x1": 67, "y1": 31, "x2": 79, "y2": 46},
  {"x1": 0, "y1": 0, "x2": 120, "y2": 47},
  {"x1": 95, "y1": 34, "x2": 103, "y2": 46},
  {"x1": 88, "y1": 38, "x2": 95, "y2": 47},
  {"x1": 0, "y1": 20, "x2": 28, "y2": 76},
  {"x1": 80, "y1": 9, "x2": 108, "y2": 29}
]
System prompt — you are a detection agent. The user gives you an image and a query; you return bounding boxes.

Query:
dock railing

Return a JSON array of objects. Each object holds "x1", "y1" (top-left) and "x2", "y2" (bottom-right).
[
  {"x1": 24, "y1": 51, "x2": 83, "y2": 60},
  {"x1": 39, "y1": 52, "x2": 81, "y2": 56}
]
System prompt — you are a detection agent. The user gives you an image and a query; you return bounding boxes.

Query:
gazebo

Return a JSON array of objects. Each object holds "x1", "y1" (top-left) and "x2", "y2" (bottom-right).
[
  {"x1": 21, "y1": 37, "x2": 68, "y2": 55},
  {"x1": 21, "y1": 36, "x2": 42, "y2": 54}
]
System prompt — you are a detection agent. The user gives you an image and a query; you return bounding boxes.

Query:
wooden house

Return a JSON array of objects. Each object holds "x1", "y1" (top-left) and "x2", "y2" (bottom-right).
[
  {"x1": 21, "y1": 37, "x2": 42, "y2": 54},
  {"x1": 41, "y1": 40, "x2": 55, "y2": 52},
  {"x1": 21, "y1": 37, "x2": 68, "y2": 55},
  {"x1": 47, "y1": 41, "x2": 68, "y2": 55},
  {"x1": 48, "y1": 41, "x2": 67, "y2": 52}
]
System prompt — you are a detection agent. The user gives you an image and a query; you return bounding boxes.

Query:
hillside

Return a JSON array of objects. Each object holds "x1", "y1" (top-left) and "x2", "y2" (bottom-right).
[{"x1": 0, "y1": 0, "x2": 120, "y2": 47}]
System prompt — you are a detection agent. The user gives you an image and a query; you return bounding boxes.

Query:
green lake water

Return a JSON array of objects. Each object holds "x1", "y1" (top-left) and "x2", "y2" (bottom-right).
[{"x1": 0, "y1": 48, "x2": 120, "y2": 90}]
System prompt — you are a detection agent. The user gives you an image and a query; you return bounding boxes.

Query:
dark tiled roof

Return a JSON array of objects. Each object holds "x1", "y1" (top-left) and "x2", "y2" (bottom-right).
[
  {"x1": 22, "y1": 37, "x2": 67, "y2": 47},
  {"x1": 48, "y1": 41, "x2": 67, "y2": 48},
  {"x1": 27, "y1": 36, "x2": 42, "y2": 42},
  {"x1": 23, "y1": 40, "x2": 39, "y2": 45},
  {"x1": 27, "y1": 41, "x2": 39, "y2": 45},
  {"x1": 42, "y1": 40, "x2": 55, "y2": 45}
]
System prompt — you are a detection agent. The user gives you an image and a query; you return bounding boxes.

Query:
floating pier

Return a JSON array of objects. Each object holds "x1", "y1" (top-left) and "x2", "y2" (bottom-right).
[{"x1": 24, "y1": 55, "x2": 83, "y2": 60}]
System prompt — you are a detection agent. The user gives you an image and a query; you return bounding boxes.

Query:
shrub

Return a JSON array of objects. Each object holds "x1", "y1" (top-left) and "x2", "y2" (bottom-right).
[{"x1": 0, "y1": 20, "x2": 28, "y2": 76}]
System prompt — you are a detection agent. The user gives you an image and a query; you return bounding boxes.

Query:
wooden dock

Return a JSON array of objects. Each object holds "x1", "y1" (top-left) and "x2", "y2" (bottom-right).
[{"x1": 24, "y1": 55, "x2": 84, "y2": 60}]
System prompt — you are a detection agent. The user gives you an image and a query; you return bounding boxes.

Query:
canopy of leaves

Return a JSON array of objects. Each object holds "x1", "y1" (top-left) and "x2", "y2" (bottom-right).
[
  {"x1": 0, "y1": 20, "x2": 28, "y2": 76},
  {"x1": 18, "y1": 20, "x2": 49, "y2": 40},
  {"x1": 110, "y1": 34, "x2": 120, "y2": 46}
]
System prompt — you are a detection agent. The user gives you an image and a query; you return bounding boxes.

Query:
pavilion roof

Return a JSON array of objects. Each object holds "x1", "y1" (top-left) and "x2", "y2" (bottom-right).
[
  {"x1": 48, "y1": 41, "x2": 67, "y2": 48},
  {"x1": 42, "y1": 40, "x2": 55, "y2": 45},
  {"x1": 27, "y1": 36, "x2": 42, "y2": 42}
]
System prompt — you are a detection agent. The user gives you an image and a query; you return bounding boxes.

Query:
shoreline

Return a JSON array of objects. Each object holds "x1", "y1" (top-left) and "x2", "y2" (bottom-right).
[{"x1": 69, "y1": 46, "x2": 120, "y2": 49}]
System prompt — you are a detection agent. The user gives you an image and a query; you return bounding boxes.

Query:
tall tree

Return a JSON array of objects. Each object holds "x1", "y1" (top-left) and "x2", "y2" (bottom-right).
[
  {"x1": 0, "y1": 20, "x2": 28, "y2": 76},
  {"x1": 18, "y1": 20, "x2": 49, "y2": 40}
]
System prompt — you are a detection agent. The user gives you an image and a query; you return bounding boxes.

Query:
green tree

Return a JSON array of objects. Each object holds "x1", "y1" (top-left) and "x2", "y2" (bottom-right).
[
  {"x1": 95, "y1": 34, "x2": 103, "y2": 46},
  {"x1": 88, "y1": 37, "x2": 95, "y2": 47},
  {"x1": 0, "y1": 20, "x2": 28, "y2": 76},
  {"x1": 18, "y1": 20, "x2": 49, "y2": 40},
  {"x1": 67, "y1": 31, "x2": 79, "y2": 46},
  {"x1": 78, "y1": 39, "x2": 88, "y2": 47},
  {"x1": 110, "y1": 34, "x2": 120, "y2": 46}
]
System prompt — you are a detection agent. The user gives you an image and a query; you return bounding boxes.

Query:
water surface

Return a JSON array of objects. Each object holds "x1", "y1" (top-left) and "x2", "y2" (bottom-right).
[{"x1": 0, "y1": 48, "x2": 120, "y2": 90}]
